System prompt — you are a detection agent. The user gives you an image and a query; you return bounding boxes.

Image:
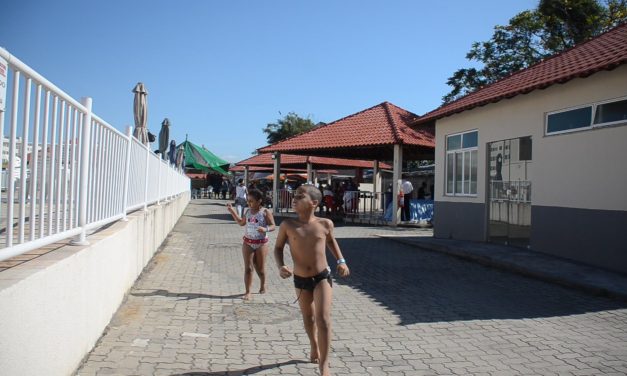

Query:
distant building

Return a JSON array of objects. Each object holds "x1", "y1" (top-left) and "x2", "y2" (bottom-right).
[{"x1": 2, "y1": 136, "x2": 33, "y2": 168}]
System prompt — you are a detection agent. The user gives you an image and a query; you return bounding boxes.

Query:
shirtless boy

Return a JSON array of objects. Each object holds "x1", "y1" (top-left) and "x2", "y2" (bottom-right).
[{"x1": 274, "y1": 184, "x2": 350, "y2": 376}]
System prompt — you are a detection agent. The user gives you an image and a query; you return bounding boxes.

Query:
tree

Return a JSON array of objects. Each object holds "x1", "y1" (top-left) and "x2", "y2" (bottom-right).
[
  {"x1": 443, "y1": 0, "x2": 627, "y2": 103},
  {"x1": 262, "y1": 112, "x2": 320, "y2": 144}
]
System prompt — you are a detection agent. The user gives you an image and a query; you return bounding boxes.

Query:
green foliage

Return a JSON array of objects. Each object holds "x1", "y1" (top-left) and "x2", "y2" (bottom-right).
[
  {"x1": 262, "y1": 112, "x2": 319, "y2": 144},
  {"x1": 443, "y1": 0, "x2": 627, "y2": 103}
]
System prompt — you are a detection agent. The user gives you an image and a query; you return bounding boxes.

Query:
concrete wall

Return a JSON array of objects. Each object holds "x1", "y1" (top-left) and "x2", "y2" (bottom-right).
[
  {"x1": 0, "y1": 193, "x2": 189, "y2": 376},
  {"x1": 531, "y1": 205, "x2": 627, "y2": 274},
  {"x1": 433, "y1": 201, "x2": 486, "y2": 242}
]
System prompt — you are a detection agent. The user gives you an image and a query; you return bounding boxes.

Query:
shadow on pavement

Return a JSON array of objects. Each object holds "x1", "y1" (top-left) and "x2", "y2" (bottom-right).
[
  {"x1": 334, "y1": 237, "x2": 627, "y2": 326},
  {"x1": 131, "y1": 289, "x2": 243, "y2": 300},
  {"x1": 170, "y1": 359, "x2": 309, "y2": 375},
  {"x1": 185, "y1": 213, "x2": 234, "y2": 221}
]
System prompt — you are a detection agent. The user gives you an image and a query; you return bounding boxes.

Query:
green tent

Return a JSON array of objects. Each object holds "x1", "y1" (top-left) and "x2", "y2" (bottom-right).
[{"x1": 179, "y1": 140, "x2": 231, "y2": 175}]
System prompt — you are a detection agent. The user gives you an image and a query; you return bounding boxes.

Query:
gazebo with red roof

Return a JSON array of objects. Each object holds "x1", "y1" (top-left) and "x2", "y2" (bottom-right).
[
  {"x1": 257, "y1": 101, "x2": 435, "y2": 225},
  {"x1": 234, "y1": 153, "x2": 392, "y2": 182}
]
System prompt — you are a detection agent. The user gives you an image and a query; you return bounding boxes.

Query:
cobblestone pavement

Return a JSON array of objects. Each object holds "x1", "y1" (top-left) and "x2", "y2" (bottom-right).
[{"x1": 75, "y1": 199, "x2": 627, "y2": 376}]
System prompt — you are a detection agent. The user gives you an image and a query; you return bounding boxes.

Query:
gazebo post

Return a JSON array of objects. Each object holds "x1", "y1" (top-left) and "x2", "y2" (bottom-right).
[
  {"x1": 244, "y1": 166, "x2": 249, "y2": 187},
  {"x1": 307, "y1": 161, "x2": 313, "y2": 183},
  {"x1": 392, "y1": 144, "x2": 402, "y2": 226},
  {"x1": 272, "y1": 152, "x2": 281, "y2": 211},
  {"x1": 373, "y1": 160, "x2": 379, "y2": 215}
]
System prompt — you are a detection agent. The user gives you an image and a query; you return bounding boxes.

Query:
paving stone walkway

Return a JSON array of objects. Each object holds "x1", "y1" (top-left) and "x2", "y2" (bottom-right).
[{"x1": 75, "y1": 199, "x2": 627, "y2": 375}]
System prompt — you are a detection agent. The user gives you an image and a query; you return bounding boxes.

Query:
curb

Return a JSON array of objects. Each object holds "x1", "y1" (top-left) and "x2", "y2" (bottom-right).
[{"x1": 379, "y1": 235, "x2": 627, "y2": 303}]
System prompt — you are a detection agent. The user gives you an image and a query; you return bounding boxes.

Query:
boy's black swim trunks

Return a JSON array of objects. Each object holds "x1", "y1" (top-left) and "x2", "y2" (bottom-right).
[{"x1": 293, "y1": 267, "x2": 332, "y2": 291}]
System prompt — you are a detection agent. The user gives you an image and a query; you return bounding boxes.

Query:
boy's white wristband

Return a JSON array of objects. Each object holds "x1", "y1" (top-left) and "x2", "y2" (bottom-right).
[{"x1": 336, "y1": 258, "x2": 346, "y2": 265}]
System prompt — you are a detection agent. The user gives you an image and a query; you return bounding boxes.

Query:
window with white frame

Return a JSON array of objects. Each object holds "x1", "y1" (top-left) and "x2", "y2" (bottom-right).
[
  {"x1": 445, "y1": 130, "x2": 478, "y2": 196},
  {"x1": 546, "y1": 96, "x2": 627, "y2": 135}
]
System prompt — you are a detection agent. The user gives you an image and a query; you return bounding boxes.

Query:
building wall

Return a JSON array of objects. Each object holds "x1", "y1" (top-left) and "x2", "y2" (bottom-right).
[
  {"x1": 434, "y1": 64, "x2": 627, "y2": 273},
  {"x1": 532, "y1": 205, "x2": 627, "y2": 272},
  {"x1": 433, "y1": 201, "x2": 486, "y2": 241}
]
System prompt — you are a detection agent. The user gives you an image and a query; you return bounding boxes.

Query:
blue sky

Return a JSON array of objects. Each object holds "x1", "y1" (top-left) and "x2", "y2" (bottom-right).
[{"x1": 2, "y1": 0, "x2": 537, "y2": 163}]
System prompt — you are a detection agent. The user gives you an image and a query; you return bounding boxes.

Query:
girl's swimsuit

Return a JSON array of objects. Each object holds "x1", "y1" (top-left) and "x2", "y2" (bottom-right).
[{"x1": 243, "y1": 208, "x2": 269, "y2": 250}]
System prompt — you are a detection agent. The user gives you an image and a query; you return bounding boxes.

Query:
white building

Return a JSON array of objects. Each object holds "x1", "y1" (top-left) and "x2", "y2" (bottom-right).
[{"x1": 413, "y1": 24, "x2": 627, "y2": 274}]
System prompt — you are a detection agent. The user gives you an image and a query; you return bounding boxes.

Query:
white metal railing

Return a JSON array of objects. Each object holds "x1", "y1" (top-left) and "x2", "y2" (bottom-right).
[
  {"x1": 272, "y1": 187, "x2": 434, "y2": 225},
  {"x1": 0, "y1": 48, "x2": 190, "y2": 262},
  {"x1": 274, "y1": 189, "x2": 390, "y2": 220}
]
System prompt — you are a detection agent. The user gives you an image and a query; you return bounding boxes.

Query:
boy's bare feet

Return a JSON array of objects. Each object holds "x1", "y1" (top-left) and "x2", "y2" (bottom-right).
[
  {"x1": 242, "y1": 293, "x2": 252, "y2": 300},
  {"x1": 319, "y1": 363, "x2": 330, "y2": 376},
  {"x1": 259, "y1": 288, "x2": 266, "y2": 294}
]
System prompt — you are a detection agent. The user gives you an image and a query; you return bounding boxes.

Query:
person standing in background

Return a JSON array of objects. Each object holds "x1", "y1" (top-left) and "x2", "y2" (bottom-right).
[
  {"x1": 401, "y1": 178, "x2": 414, "y2": 221},
  {"x1": 235, "y1": 179, "x2": 248, "y2": 217}
]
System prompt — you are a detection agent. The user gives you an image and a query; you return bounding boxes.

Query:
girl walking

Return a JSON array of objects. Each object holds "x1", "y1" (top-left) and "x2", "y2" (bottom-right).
[{"x1": 226, "y1": 189, "x2": 276, "y2": 300}]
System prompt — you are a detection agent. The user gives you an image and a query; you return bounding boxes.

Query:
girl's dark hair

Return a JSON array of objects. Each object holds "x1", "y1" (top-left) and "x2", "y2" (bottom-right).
[{"x1": 248, "y1": 189, "x2": 264, "y2": 203}]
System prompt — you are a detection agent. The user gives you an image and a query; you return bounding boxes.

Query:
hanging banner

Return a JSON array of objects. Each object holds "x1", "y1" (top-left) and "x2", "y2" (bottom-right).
[{"x1": 0, "y1": 56, "x2": 7, "y2": 112}]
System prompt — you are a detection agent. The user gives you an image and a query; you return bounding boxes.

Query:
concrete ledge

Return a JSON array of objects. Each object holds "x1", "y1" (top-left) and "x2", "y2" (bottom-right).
[{"x1": 0, "y1": 193, "x2": 189, "y2": 376}]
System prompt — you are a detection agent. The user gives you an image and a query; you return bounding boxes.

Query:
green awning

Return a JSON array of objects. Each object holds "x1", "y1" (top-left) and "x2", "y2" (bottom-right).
[{"x1": 180, "y1": 140, "x2": 231, "y2": 175}]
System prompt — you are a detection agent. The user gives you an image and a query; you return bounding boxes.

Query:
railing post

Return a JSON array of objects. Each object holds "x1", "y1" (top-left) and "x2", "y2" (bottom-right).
[
  {"x1": 156, "y1": 159, "x2": 161, "y2": 205},
  {"x1": 18, "y1": 78, "x2": 32, "y2": 244},
  {"x1": 6, "y1": 70, "x2": 20, "y2": 247},
  {"x1": 143, "y1": 143, "x2": 150, "y2": 211},
  {"x1": 121, "y1": 126, "x2": 132, "y2": 221},
  {"x1": 73, "y1": 97, "x2": 92, "y2": 245}
]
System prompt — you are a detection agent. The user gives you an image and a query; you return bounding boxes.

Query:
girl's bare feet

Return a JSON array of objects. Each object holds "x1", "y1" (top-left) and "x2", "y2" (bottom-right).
[
  {"x1": 310, "y1": 346, "x2": 320, "y2": 364},
  {"x1": 259, "y1": 287, "x2": 266, "y2": 294},
  {"x1": 243, "y1": 292, "x2": 252, "y2": 300}
]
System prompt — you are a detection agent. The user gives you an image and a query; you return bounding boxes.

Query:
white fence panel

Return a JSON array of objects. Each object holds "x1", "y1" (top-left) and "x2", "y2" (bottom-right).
[{"x1": 0, "y1": 47, "x2": 190, "y2": 261}]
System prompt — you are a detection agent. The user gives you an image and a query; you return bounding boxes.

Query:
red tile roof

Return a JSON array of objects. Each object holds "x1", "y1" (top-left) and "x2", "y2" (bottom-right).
[
  {"x1": 258, "y1": 102, "x2": 435, "y2": 155},
  {"x1": 229, "y1": 165, "x2": 274, "y2": 172},
  {"x1": 235, "y1": 152, "x2": 392, "y2": 169},
  {"x1": 237, "y1": 153, "x2": 307, "y2": 166},
  {"x1": 414, "y1": 23, "x2": 627, "y2": 125}
]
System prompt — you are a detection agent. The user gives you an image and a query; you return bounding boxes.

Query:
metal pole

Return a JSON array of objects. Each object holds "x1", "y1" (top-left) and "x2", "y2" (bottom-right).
[{"x1": 73, "y1": 97, "x2": 92, "y2": 245}]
